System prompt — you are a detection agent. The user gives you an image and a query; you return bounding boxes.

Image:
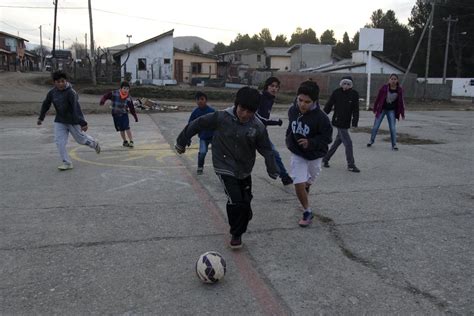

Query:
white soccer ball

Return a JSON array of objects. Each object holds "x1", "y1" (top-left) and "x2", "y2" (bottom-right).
[{"x1": 195, "y1": 251, "x2": 226, "y2": 283}]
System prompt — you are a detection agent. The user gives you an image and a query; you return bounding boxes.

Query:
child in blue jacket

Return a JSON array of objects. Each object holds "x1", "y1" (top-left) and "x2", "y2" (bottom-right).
[{"x1": 188, "y1": 92, "x2": 215, "y2": 174}]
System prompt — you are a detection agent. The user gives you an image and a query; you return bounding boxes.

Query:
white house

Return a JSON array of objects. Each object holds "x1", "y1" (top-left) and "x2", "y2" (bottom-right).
[
  {"x1": 309, "y1": 51, "x2": 405, "y2": 74},
  {"x1": 263, "y1": 47, "x2": 291, "y2": 71},
  {"x1": 114, "y1": 30, "x2": 176, "y2": 85}
]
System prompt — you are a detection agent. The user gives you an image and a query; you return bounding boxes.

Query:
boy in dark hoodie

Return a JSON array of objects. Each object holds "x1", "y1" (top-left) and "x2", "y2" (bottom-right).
[
  {"x1": 286, "y1": 81, "x2": 332, "y2": 227},
  {"x1": 175, "y1": 87, "x2": 279, "y2": 249},
  {"x1": 256, "y1": 76, "x2": 293, "y2": 186},
  {"x1": 37, "y1": 70, "x2": 100, "y2": 171}
]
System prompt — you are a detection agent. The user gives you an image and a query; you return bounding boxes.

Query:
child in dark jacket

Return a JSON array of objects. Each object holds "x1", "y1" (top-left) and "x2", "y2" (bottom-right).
[
  {"x1": 323, "y1": 76, "x2": 360, "y2": 172},
  {"x1": 99, "y1": 81, "x2": 138, "y2": 148},
  {"x1": 175, "y1": 87, "x2": 279, "y2": 249},
  {"x1": 188, "y1": 92, "x2": 215, "y2": 175},
  {"x1": 256, "y1": 77, "x2": 293, "y2": 186},
  {"x1": 286, "y1": 81, "x2": 333, "y2": 227},
  {"x1": 37, "y1": 70, "x2": 100, "y2": 171}
]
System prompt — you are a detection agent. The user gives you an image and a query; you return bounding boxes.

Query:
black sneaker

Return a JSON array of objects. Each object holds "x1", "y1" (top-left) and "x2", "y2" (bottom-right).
[
  {"x1": 392, "y1": 146, "x2": 399, "y2": 151},
  {"x1": 348, "y1": 166, "x2": 360, "y2": 173},
  {"x1": 323, "y1": 161, "x2": 330, "y2": 168},
  {"x1": 197, "y1": 167, "x2": 203, "y2": 175},
  {"x1": 281, "y1": 175, "x2": 293, "y2": 186},
  {"x1": 230, "y1": 235, "x2": 242, "y2": 249},
  {"x1": 123, "y1": 140, "x2": 130, "y2": 147},
  {"x1": 367, "y1": 142, "x2": 372, "y2": 147}
]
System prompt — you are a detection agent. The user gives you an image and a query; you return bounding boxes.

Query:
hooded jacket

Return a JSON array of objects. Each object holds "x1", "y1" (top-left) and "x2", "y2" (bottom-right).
[
  {"x1": 373, "y1": 84, "x2": 405, "y2": 120},
  {"x1": 286, "y1": 102, "x2": 333, "y2": 160},
  {"x1": 188, "y1": 105, "x2": 215, "y2": 141},
  {"x1": 176, "y1": 107, "x2": 279, "y2": 179},
  {"x1": 323, "y1": 87, "x2": 359, "y2": 129},
  {"x1": 39, "y1": 83, "x2": 87, "y2": 126},
  {"x1": 256, "y1": 91, "x2": 281, "y2": 126}
]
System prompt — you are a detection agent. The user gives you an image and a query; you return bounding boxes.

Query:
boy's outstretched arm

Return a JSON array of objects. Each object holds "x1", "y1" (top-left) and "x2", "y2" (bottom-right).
[
  {"x1": 38, "y1": 91, "x2": 53, "y2": 124},
  {"x1": 99, "y1": 91, "x2": 112, "y2": 105},
  {"x1": 175, "y1": 111, "x2": 218, "y2": 154}
]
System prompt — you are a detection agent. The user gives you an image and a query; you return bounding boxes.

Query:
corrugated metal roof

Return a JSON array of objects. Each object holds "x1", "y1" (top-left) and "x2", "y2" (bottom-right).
[{"x1": 263, "y1": 47, "x2": 290, "y2": 57}]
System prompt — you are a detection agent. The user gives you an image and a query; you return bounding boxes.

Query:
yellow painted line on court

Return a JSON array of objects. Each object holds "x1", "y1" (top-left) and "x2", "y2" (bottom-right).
[{"x1": 69, "y1": 143, "x2": 199, "y2": 170}]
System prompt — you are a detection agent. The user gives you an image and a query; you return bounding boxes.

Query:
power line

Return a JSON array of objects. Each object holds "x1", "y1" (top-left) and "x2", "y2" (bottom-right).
[
  {"x1": 0, "y1": 20, "x2": 37, "y2": 31},
  {"x1": 0, "y1": 5, "x2": 85, "y2": 9},
  {"x1": 0, "y1": 5, "x2": 240, "y2": 33}
]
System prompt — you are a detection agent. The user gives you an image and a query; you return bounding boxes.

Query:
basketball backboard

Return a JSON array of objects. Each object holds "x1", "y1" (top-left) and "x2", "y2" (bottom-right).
[{"x1": 359, "y1": 28, "x2": 384, "y2": 51}]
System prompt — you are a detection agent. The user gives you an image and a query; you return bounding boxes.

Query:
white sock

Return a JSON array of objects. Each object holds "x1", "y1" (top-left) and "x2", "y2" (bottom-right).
[{"x1": 304, "y1": 208, "x2": 312, "y2": 213}]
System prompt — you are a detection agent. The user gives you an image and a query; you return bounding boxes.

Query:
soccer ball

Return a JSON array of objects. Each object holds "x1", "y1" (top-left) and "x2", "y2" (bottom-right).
[{"x1": 195, "y1": 251, "x2": 226, "y2": 283}]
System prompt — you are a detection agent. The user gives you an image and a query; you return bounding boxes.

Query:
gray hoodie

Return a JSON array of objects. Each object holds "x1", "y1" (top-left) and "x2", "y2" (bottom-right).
[
  {"x1": 176, "y1": 106, "x2": 279, "y2": 179},
  {"x1": 39, "y1": 83, "x2": 87, "y2": 126}
]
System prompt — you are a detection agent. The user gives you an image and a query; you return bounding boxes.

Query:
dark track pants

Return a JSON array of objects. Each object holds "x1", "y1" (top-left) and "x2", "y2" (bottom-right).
[{"x1": 217, "y1": 174, "x2": 253, "y2": 237}]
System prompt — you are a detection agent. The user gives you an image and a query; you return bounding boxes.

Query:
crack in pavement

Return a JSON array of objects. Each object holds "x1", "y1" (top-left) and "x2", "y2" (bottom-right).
[{"x1": 313, "y1": 213, "x2": 452, "y2": 314}]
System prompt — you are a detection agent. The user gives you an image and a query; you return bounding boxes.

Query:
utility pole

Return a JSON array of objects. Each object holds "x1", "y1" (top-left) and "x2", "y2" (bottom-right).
[
  {"x1": 88, "y1": 0, "x2": 96, "y2": 85},
  {"x1": 58, "y1": 26, "x2": 60, "y2": 50},
  {"x1": 52, "y1": 0, "x2": 58, "y2": 58},
  {"x1": 423, "y1": 0, "x2": 435, "y2": 99},
  {"x1": 126, "y1": 34, "x2": 132, "y2": 47},
  {"x1": 442, "y1": 15, "x2": 458, "y2": 84},
  {"x1": 85, "y1": 33, "x2": 88, "y2": 53},
  {"x1": 39, "y1": 25, "x2": 44, "y2": 71},
  {"x1": 401, "y1": 8, "x2": 433, "y2": 86}
]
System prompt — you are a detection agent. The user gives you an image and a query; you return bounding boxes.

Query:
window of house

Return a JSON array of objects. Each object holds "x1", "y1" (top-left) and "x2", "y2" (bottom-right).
[
  {"x1": 257, "y1": 55, "x2": 261, "y2": 62},
  {"x1": 164, "y1": 58, "x2": 170, "y2": 64},
  {"x1": 191, "y1": 62, "x2": 202, "y2": 74},
  {"x1": 235, "y1": 54, "x2": 241, "y2": 62},
  {"x1": 138, "y1": 58, "x2": 146, "y2": 70}
]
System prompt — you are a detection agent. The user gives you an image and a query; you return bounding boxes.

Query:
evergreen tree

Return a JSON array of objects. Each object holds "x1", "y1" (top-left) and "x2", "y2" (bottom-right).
[
  {"x1": 409, "y1": 0, "x2": 474, "y2": 77},
  {"x1": 189, "y1": 43, "x2": 202, "y2": 54},
  {"x1": 334, "y1": 32, "x2": 352, "y2": 58},
  {"x1": 320, "y1": 29, "x2": 337, "y2": 45},
  {"x1": 366, "y1": 9, "x2": 412, "y2": 67},
  {"x1": 274, "y1": 34, "x2": 289, "y2": 47}
]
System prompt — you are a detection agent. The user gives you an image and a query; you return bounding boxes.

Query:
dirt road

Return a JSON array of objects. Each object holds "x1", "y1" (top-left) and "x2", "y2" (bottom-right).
[{"x1": 0, "y1": 71, "x2": 472, "y2": 117}]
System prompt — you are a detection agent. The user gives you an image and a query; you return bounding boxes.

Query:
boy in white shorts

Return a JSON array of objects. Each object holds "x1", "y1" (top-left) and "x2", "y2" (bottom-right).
[{"x1": 285, "y1": 81, "x2": 333, "y2": 227}]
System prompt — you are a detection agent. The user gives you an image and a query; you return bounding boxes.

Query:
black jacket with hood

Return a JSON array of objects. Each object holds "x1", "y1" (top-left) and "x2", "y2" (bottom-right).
[
  {"x1": 323, "y1": 87, "x2": 359, "y2": 129},
  {"x1": 39, "y1": 83, "x2": 87, "y2": 126},
  {"x1": 286, "y1": 103, "x2": 333, "y2": 160}
]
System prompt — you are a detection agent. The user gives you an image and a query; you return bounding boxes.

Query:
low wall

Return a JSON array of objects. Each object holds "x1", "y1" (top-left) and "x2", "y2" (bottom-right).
[{"x1": 253, "y1": 71, "x2": 452, "y2": 101}]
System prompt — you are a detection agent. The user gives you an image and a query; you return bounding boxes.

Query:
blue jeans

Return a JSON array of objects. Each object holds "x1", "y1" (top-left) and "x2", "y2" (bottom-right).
[
  {"x1": 370, "y1": 110, "x2": 397, "y2": 147},
  {"x1": 271, "y1": 142, "x2": 289, "y2": 178},
  {"x1": 198, "y1": 138, "x2": 211, "y2": 168}
]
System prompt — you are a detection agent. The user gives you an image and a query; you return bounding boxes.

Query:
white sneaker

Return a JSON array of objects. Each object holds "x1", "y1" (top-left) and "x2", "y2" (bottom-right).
[
  {"x1": 58, "y1": 163, "x2": 73, "y2": 171},
  {"x1": 94, "y1": 141, "x2": 101, "y2": 154}
]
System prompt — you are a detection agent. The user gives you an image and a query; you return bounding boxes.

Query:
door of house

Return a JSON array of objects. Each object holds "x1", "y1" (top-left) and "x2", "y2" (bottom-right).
[{"x1": 174, "y1": 59, "x2": 183, "y2": 83}]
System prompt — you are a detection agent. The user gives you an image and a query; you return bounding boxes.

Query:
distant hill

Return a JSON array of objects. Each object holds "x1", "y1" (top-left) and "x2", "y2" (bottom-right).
[{"x1": 173, "y1": 36, "x2": 215, "y2": 54}]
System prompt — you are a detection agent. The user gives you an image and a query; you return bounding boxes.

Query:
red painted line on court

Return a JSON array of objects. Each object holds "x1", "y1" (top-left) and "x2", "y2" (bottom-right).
[{"x1": 171, "y1": 156, "x2": 289, "y2": 316}]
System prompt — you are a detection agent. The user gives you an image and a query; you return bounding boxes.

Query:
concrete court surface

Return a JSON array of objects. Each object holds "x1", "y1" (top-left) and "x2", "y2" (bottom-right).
[{"x1": 0, "y1": 109, "x2": 472, "y2": 315}]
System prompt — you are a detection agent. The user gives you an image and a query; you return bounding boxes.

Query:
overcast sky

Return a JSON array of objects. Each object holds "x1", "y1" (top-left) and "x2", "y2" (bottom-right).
[{"x1": 1, "y1": 0, "x2": 417, "y2": 49}]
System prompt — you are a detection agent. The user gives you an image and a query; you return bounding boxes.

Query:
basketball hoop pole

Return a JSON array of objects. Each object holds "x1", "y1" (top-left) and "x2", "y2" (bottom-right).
[{"x1": 366, "y1": 50, "x2": 372, "y2": 110}]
